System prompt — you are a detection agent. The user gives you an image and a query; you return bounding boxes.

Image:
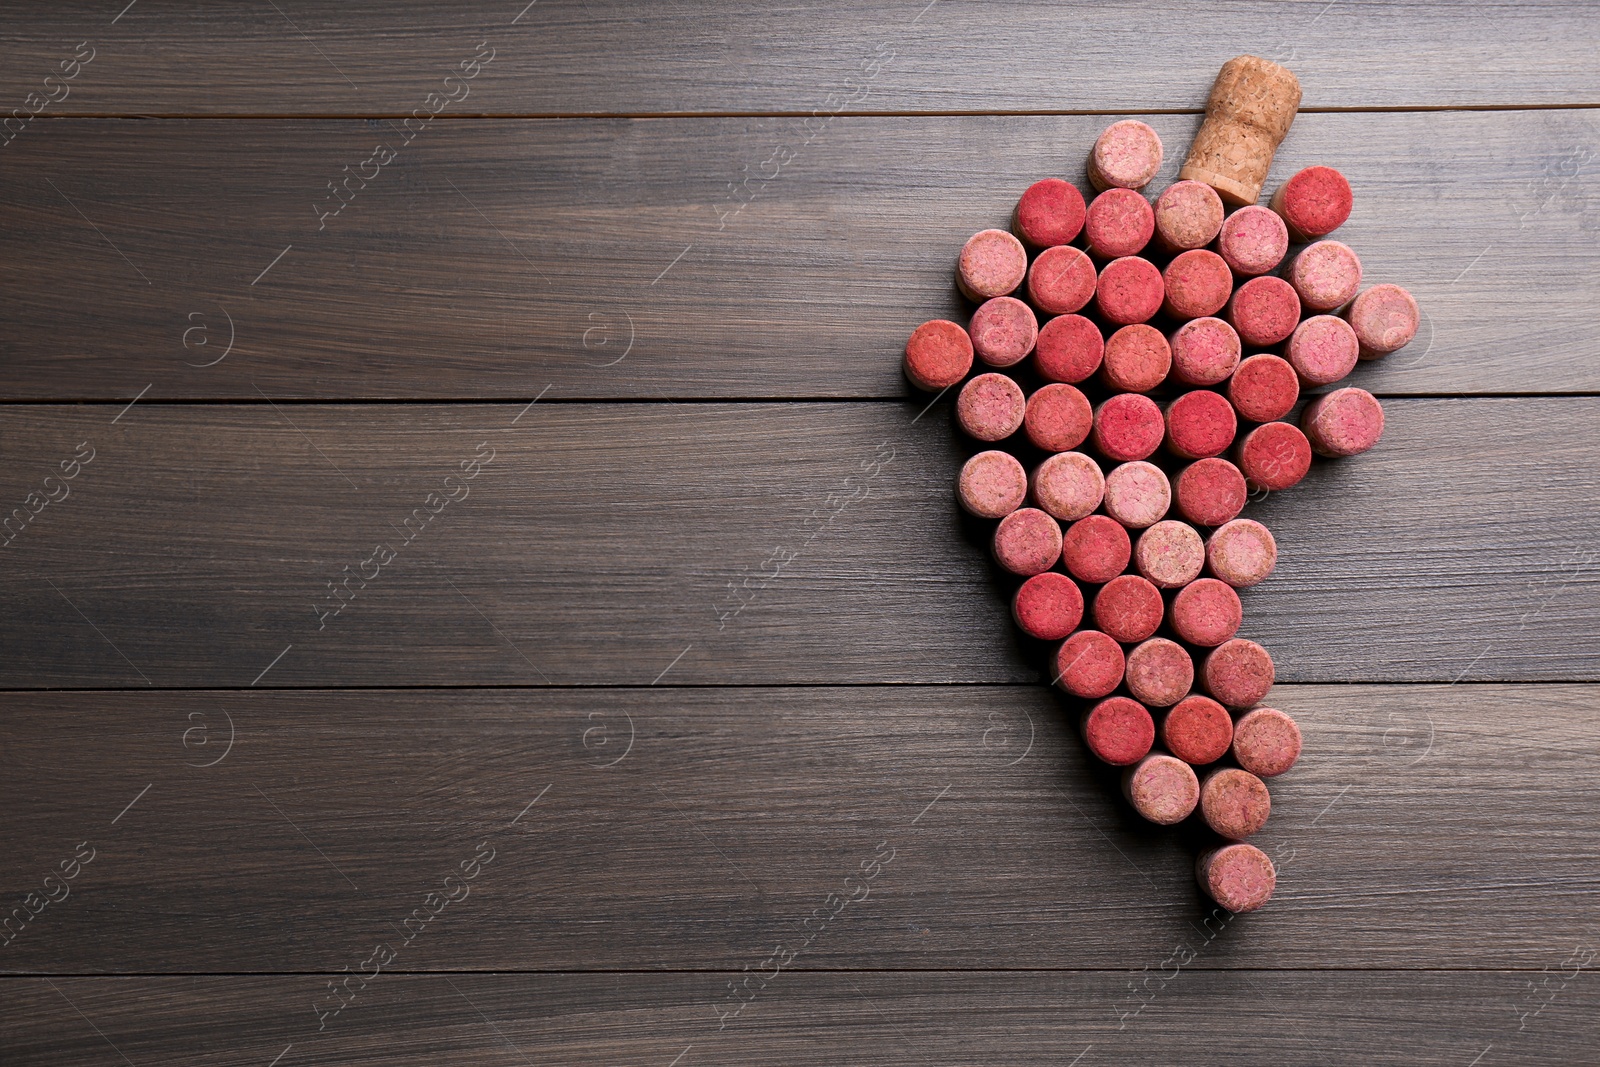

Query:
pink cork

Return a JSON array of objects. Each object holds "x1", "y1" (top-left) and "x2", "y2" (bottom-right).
[
  {"x1": 1062, "y1": 515, "x2": 1132, "y2": 585},
  {"x1": 1236, "y1": 421, "x2": 1312, "y2": 492},
  {"x1": 1125, "y1": 637, "x2": 1195, "y2": 707},
  {"x1": 1169, "y1": 578, "x2": 1243, "y2": 647},
  {"x1": 1092, "y1": 392, "x2": 1165, "y2": 462},
  {"x1": 1096, "y1": 256, "x2": 1165, "y2": 325},
  {"x1": 1102, "y1": 461, "x2": 1171, "y2": 529},
  {"x1": 1217, "y1": 204, "x2": 1289, "y2": 277},
  {"x1": 957, "y1": 372, "x2": 1026, "y2": 442},
  {"x1": 1031, "y1": 451, "x2": 1106, "y2": 522},
  {"x1": 1034, "y1": 313, "x2": 1104, "y2": 384},
  {"x1": 1123, "y1": 751, "x2": 1201, "y2": 825},
  {"x1": 1174, "y1": 458, "x2": 1248, "y2": 527},
  {"x1": 1082, "y1": 696, "x2": 1156, "y2": 766},
  {"x1": 1200, "y1": 767, "x2": 1271, "y2": 839},
  {"x1": 1202, "y1": 638, "x2": 1276, "y2": 708},
  {"x1": 1345, "y1": 284, "x2": 1419, "y2": 359},
  {"x1": 1014, "y1": 177, "x2": 1087, "y2": 249},
  {"x1": 1227, "y1": 354, "x2": 1299, "y2": 423},
  {"x1": 1231, "y1": 706, "x2": 1303, "y2": 777},
  {"x1": 1227, "y1": 276, "x2": 1301, "y2": 347},
  {"x1": 1170, "y1": 317, "x2": 1242, "y2": 387},
  {"x1": 1161, "y1": 694, "x2": 1234, "y2": 765},
  {"x1": 957, "y1": 228, "x2": 1028, "y2": 301},
  {"x1": 1089, "y1": 120, "x2": 1164, "y2": 191},
  {"x1": 1197, "y1": 842, "x2": 1275, "y2": 913},
  {"x1": 1301, "y1": 386, "x2": 1384, "y2": 458},
  {"x1": 1206, "y1": 518, "x2": 1277, "y2": 588},
  {"x1": 1012, "y1": 571, "x2": 1085, "y2": 641},
  {"x1": 1164, "y1": 390, "x2": 1238, "y2": 461},
  {"x1": 993, "y1": 507, "x2": 1063, "y2": 577},
  {"x1": 1270, "y1": 165, "x2": 1353, "y2": 242},
  {"x1": 1163, "y1": 249, "x2": 1233, "y2": 320},
  {"x1": 1100, "y1": 324, "x2": 1172, "y2": 393},
  {"x1": 970, "y1": 296, "x2": 1039, "y2": 368},
  {"x1": 1154, "y1": 180, "x2": 1225, "y2": 252},
  {"x1": 957, "y1": 450, "x2": 1028, "y2": 519},
  {"x1": 1286, "y1": 314, "x2": 1360, "y2": 388},
  {"x1": 1056, "y1": 629, "x2": 1126, "y2": 699},
  {"x1": 903, "y1": 319, "x2": 973, "y2": 391},
  {"x1": 1134, "y1": 520, "x2": 1205, "y2": 590},
  {"x1": 1024, "y1": 383, "x2": 1094, "y2": 452},
  {"x1": 1027, "y1": 245, "x2": 1098, "y2": 316},
  {"x1": 1085, "y1": 189, "x2": 1156, "y2": 259},
  {"x1": 1093, "y1": 573, "x2": 1165, "y2": 644},
  {"x1": 1286, "y1": 240, "x2": 1362, "y2": 312}
]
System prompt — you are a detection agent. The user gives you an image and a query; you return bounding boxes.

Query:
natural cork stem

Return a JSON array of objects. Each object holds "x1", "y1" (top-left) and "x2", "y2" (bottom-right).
[{"x1": 1179, "y1": 56, "x2": 1302, "y2": 207}]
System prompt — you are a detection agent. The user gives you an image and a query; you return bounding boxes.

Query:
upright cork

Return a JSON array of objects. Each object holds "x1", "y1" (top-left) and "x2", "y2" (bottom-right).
[{"x1": 1179, "y1": 56, "x2": 1303, "y2": 207}]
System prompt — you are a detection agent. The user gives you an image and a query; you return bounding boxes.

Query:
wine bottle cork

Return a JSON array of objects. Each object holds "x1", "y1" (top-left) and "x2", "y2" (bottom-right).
[
  {"x1": 1196, "y1": 842, "x2": 1276, "y2": 913},
  {"x1": 1082, "y1": 696, "x2": 1156, "y2": 766},
  {"x1": 903, "y1": 319, "x2": 973, "y2": 391},
  {"x1": 1031, "y1": 451, "x2": 1106, "y2": 522},
  {"x1": 1100, "y1": 323, "x2": 1172, "y2": 393},
  {"x1": 1012, "y1": 570, "x2": 1085, "y2": 641},
  {"x1": 1236, "y1": 421, "x2": 1312, "y2": 492},
  {"x1": 1091, "y1": 392, "x2": 1165, "y2": 462},
  {"x1": 970, "y1": 296, "x2": 1039, "y2": 368},
  {"x1": 1093, "y1": 573, "x2": 1165, "y2": 644},
  {"x1": 1201, "y1": 638, "x2": 1276, "y2": 708},
  {"x1": 993, "y1": 507, "x2": 1064, "y2": 577},
  {"x1": 1034, "y1": 313, "x2": 1104, "y2": 384},
  {"x1": 1227, "y1": 276, "x2": 1301, "y2": 347},
  {"x1": 1123, "y1": 751, "x2": 1201, "y2": 825},
  {"x1": 1217, "y1": 205, "x2": 1290, "y2": 277},
  {"x1": 1161, "y1": 694, "x2": 1234, "y2": 765},
  {"x1": 1084, "y1": 188, "x2": 1156, "y2": 259},
  {"x1": 1285, "y1": 240, "x2": 1362, "y2": 312},
  {"x1": 958, "y1": 228, "x2": 1028, "y2": 301},
  {"x1": 1174, "y1": 457, "x2": 1248, "y2": 527},
  {"x1": 1163, "y1": 249, "x2": 1234, "y2": 322},
  {"x1": 1231, "y1": 706, "x2": 1303, "y2": 777},
  {"x1": 1134, "y1": 519, "x2": 1205, "y2": 589},
  {"x1": 1055, "y1": 629, "x2": 1126, "y2": 699},
  {"x1": 1169, "y1": 577, "x2": 1243, "y2": 647},
  {"x1": 1164, "y1": 389, "x2": 1238, "y2": 461},
  {"x1": 1226, "y1": 354, "x2": 1299, "y2": 424},
  {"x1": 1271, "y1": 165, "x2": 1353, "y2": 241},
  {"x1": 1014, "y1": 177, "x2": 1087, "y2": 249},
  {"x1": 1179, "y1": 56, "x2": 1303, "y2": 207},
  {"x1": 1024, "y1": 383, "x2": 1094, "y2": 452},
  {"x1": 1206, "y1": 518, "x2": 1278, "y2": 588},
  {"x1": 1062, "y1": 514, "x2": 1132, "y2": 584},
  {"x1": 1285, "y1": 314, "x2": 1360, "y2": 388},
  {"x1": 1200, "y1": 768, "x2": 1272, "y2": 840},
  {"x1": 957, "y1": 372, "x2": 1026, "y2": 442},
  {"x1": 1154, "y1": 180, "x2": 1225, "y2": 252},
  {"x1": 1027, "y1": 244, "x2": 1098, "y2": 316},
  {"x1": 1170, "y1": 317, "x2": 1242, "y2": 387},
  {"x1": 1344, "y1": 283, "x2": 1420, "y2": 359},
  {"x1": 1103, "y1": 460, "x2": 1171, "y2": 529},
  {"x1": 1125, "y1": 636, "x2": 1195, "y2": 707},
  {"x1": 1089, "y1": 120, "x2": 1164, "y2": 191},
  {"x1": 1301, "y1": 386, "x2": 1385, "y2": 458},
  {"x1": 1096, "y1": 256, "x2": 1165, "y2": 325},
  {"x1": 958, "y1": 450, "x2": 1028, "y2": 519}
]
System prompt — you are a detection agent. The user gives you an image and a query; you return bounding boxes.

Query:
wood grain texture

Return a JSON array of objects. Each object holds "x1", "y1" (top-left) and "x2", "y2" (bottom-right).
[
  {"x1": 1, "y1": 1, "x2": 1598, "y2": 115},
  {"x1": 2, "y1": 684, "x2": 1597, "y2": 975},
  {"x1": 1, "y1": 110, "x2": 1595, "y2": 400}
]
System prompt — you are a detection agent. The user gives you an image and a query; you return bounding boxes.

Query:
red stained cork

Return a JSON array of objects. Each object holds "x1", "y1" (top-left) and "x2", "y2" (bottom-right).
[
  {"x1": 993, "y1": 507, "x2": 1064, "y2": 577},
  {"x1": 1027, "y1": 245, "x2": 1098, "y2": 316},
  {"x1": 1031, "y1": 451, "x2": 1106, "y2": 522},
  {"x1": 1025, "y1": 383, "x2": 1094, "y2": 452},
  {"x1": 1082, "y1": 696, "x2": 1156, "y2": 766},
  {"x1": 1231, "y1": 706, "x2": 1303, "y2": 777},
  {"x1": 1286, "y1": 314, "x2": 1360, "y2": 388},
  {"x1": 1196, "y1": 842, "x2": 1276, "y2": 913},
  {"x1": 1100, "y1": 324, "x2": 1172, "y2": 394},
  {"x1": 1093, "y1": 574, "x2": 1165, "y2": 644},
  {"x1": 1170, "y1": 317, "x2": 1242, "y2": 387},
  {"x1": 1084, "y1": 189, "x2": 1156, "y2": 259},
  {"x1": 1014, "y1": 177, "x2": 1087, "y2": 249},
  {"x1": 970, "y1": 296, "x2": 1039, "y2": 368},
  {"x1": 1164, "y1": 390, "x2": 1238, "y2": 461},
  {"x1": 1012, "y1": 571, "x2": 1085, "y2": 641},
  {"x1": 1206, "y1": 518, "x2": 1278, "y2": 588},
  {"x1": 1227, "y1": 353, "x2": 1299, "y2": 423},
  {"x1": 1089, "y1": 120, "x2": 1164, "y2": 191},
  {"x1": 1180, "y1": 56, "x2": 1302, "y2": 208},
  {"x1": 957, "y1": 450, "x2": 1028, "y2": 519},
  {"x1": 1096, "y1": 256, "x2": 1165, "y2": 325},
  {"x1": 1123, "y1": 751, "x2": 1201, "y2": 825},
  {"x1": 1056, "y1": 629, "x2": 1126, "y2": 699},
  {"x1": 1301, "y1": 386, "x2": 1385, "y2": 458},
  {"x1": 957, "y1": 228, "x2": 1028, "y2": 301},
  {"x1": 1169, "y1": 578, "x2": 1243, "y2": 647},
  {"x1": 1226, "y1": 276, "x2": 1301, "y2": 347},
  {"x1": 1062, "y1": 515, "x2": 1133, "y2": 585},
  {"x1": 1154, "y1": 180, "x2": 1225, "y2": 252},
  {"x1": 903, "y1": 319, "x2": 973, "y2": 391},
  {"x1": 956, "y1": 372, "x2": 1026, "y2": 442},
  {"x1": 1344, "y1": 284, "x2": 1420, "y2": 359},
  {"x1": 1218, "y1": 205, "x2": 1289, "y2": 277},
  {"x1": 1092, "y1": 392, "x2": 1165, "y2": 462},
  {"x1": 1134, "y1": 520, "x2": 1205, "y2": 590},
  {"x1": 1200, "y1": 767, "x2": 1272, "y2": 839},
  {"x1": 1161, "y1": 694, "x2": 1234, "y2": 765},
  {"x1": 1286, "y1": 240, "x2": 1362, "y2": 312},
  {"x1": 1103, "y1": 460, "x2": 1172, "y2": 529},
  {"x1": 1236, "y1": 421, "x2": 1312, "y2": 492},
  {"x1": 1174, "y1": 458, "x2": 1248, "y2": 527},
  {"x1": 1034, "y1": 313, "x2": 1105, "y2": 384},
  {"x1": 1270, "y1": 165, "x2": 1353, "y2": 242},
  {"x1": 1125, "y1": 637, "x2": 1195, "y2": 707},
  {"x1": 1163, "y1": 250, "x2": 1234, "y2": 320},
  {"x1": 1202, "y1": 638, "x2": 1276, "y2": 708}
]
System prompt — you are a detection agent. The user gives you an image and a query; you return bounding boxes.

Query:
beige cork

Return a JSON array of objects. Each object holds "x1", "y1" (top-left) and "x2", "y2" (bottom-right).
[{"x1": 1179, "y1": 56, "x2": 1302, "y2": 207}]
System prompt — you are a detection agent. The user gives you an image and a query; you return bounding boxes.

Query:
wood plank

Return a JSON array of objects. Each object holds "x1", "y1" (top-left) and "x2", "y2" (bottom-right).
[
  {"x1": 1, "y1": 1, "x2": 1598, "y2": 116},
  {"x1": 1, "y1": 684, "x2": 1597, "y2": 974},
  {"x1": 0, "y1": 110, "x2": 1595, "y2": 400},
  {"x1": 0, "y1": 399, "x2": 1596, "y2": 687}
]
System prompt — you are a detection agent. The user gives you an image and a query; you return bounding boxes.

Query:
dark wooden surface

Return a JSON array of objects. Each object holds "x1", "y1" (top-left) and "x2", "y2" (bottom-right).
[{"x1": 3, "y1": 2, "x2": 1598, "y2": 1064}]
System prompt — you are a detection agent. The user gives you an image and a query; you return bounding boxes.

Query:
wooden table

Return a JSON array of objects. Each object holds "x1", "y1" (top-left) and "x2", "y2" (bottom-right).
[{"x1": 2, "y1": 3, "x2": 1598, "y2": 1063}]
